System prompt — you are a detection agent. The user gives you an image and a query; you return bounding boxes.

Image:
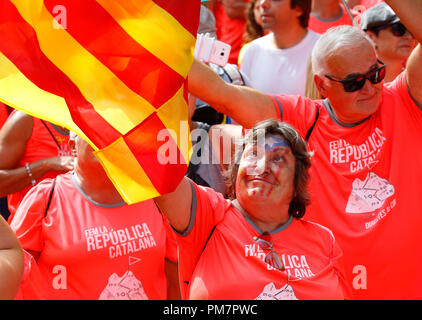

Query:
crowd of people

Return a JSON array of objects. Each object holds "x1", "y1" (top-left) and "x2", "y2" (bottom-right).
[{"x1": 1, "y1": 0, "x2": 421, "y2": 300}]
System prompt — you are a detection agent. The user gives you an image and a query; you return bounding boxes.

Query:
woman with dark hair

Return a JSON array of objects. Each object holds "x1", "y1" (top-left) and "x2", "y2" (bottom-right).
[
  {"x1": 238, "y1": 0, "x2": 267, "y2": 65},
  {"x1": 155, "y1": 119, "x2": 351, "y2": 300},
  {"x1": 243, "y1": 0, "x2": 265, "y2": 45}
]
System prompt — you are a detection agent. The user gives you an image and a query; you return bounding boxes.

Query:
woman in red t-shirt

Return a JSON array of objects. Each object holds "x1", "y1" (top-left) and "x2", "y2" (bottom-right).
[{"x1": 156, "y1": 119, "x2": 352, "y2": 300}]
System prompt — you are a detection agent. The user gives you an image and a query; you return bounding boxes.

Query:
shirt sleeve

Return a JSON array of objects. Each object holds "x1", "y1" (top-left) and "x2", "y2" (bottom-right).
[
  {"x1": 10, "y1": 179, "x2": 55, "y2": 254},
  {"x1": 386, "y1": 71, "x2": 422, "y2": 112},
  {"x1": 174, "y1": 180, "x2": 229, "y2": 298},
  {"x1": 239, "y1": 42, "x2": 254, "y2": 80},
  {"x1": 269, "y1": 94, "x2": 320, "y2": 139}
]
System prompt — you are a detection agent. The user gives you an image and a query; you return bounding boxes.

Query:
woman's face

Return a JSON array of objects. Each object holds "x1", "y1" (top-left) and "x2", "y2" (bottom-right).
[
  {"x1": 235, "y1": 133, "x2": 296, "y2": 206},
  {"x1": 254, "y1": 0, "x2": 263, "y2": 26}
]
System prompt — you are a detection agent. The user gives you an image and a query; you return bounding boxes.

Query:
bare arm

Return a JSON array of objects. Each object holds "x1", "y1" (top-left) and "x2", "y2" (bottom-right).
[
  {"x1": 208, "y1": 124, "x2": 243, "y2": 172},
  {"x1": 0, "y1": 112, "x2": 74, "y2": 196},
  {"x1": 165, "y1": 260, "x2": 181, "y2": 300},
  {"x1": 385, "y1": 0, "x2": 422, "y2": 105},
  {"x1": 155, "y1": 177, "x2": 193, "y2": 234},
  {"x1": 0, "y1": 215, "x2": 24, "y2": 299},
  {"x1": 188, "y1": 59, "x2": 277, "y2": 128},
  {"x1": 221, "y1": 0, "x2": 249, "y2": 20}
]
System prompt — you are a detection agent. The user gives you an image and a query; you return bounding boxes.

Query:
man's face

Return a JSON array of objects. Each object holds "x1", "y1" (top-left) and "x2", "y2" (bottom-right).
[
  {"x1": 235, "y1": 133, "x2": 296, "y2": 206},
  {"x1": 259, "y1": 0, "x2": 302, "y2": 31},
  {"x1": 369, "y1": 25, "x2": 416, "y2": 61},
  {"x1": 316, "y1": 41, "x2": 384, "y2": 123}
]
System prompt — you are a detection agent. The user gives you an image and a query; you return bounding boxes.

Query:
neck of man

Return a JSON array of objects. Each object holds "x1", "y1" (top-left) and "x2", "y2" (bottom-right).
[
  {"x1": 311, "y1": 0, "x2": 342, "y2": 20},
  {"x1": 273, "y1": 25, "x2": 308, "y2": 50},
  {"x1": 75, "y1": 165, "x2": 123, "y2": 205},
  {"x1": 233, "y1": 199, "x2": 291, "y2": 234}
]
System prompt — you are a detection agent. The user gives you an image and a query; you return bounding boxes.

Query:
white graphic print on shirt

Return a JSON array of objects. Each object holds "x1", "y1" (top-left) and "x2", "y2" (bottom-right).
[
  {"x1": 255, "y1": 282, "x2": 298, "y2": 300},
  {"x1": 329, "y1": 128, "x2": 386, "y2": 174},
  {"x1": 99, "y1": 270, "x2": 148, "y2": 300},
  {"x1": 245, "y1": 244, "x2": 315, "y2": 279},
  {"x1": 346, "y1": 172, "x2": 395, "y2": 214}
]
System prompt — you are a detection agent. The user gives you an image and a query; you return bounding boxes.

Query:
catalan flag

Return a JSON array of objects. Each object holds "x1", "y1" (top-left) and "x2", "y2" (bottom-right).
[{"x1": 0, "y1": 0, "x2": 200, "y2": 204}]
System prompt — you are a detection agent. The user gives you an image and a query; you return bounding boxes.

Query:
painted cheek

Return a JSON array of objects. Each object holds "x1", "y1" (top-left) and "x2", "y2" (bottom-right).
[
  {"x1": 258, "y1": 181, "x2": 273, "y2": 197},
  {"x1": 265, "y1": 184, "x2": 274, "y2": 197},
  {"x1": 246, "y1": 180, "x2": 258, "y2": 197},
  {"x1": 246, "y1": 180, "x2": 274, "y2": 197},
  {"x1": 273, "y1": 165, "x2": 283, "y2": 179}
]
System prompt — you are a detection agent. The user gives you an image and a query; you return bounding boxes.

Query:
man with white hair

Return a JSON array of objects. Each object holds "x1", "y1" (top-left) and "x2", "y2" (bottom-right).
[{"x1": 187, "y1": 0, "x2": 422, "y2": 299}]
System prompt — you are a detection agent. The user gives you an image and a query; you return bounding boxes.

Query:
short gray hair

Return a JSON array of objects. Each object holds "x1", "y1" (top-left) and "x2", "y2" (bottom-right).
[{"x1": 311, "y1": 25, "x2": 374, "y2": 76}]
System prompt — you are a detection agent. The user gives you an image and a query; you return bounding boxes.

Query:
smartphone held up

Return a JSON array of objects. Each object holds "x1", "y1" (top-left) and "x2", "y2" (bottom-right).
[{"x1": 194, "y1": 33, "x2": 231, "y2": 67}]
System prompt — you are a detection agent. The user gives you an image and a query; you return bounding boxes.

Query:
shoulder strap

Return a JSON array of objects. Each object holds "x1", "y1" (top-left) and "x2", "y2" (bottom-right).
[
  {"x1": 44, "y1": 178, "x2": 56, "y2": 218},
  {"x1": 200, "y1": 225, "x2": 216, "y2": 255},
  {"x1": 305, "y1": 106, "x2": 320, "y2": 142},
  {"x1": 40, "y1": 120, "x2": 63, "y2": 151},
  {"x1": 183, "y1": 224, "x2": 216, "y2": 288}
]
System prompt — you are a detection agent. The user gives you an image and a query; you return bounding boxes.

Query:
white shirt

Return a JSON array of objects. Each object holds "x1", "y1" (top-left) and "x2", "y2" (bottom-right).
[{"x1": 240, "y1": 31, "x2": 320, "y2": 96}]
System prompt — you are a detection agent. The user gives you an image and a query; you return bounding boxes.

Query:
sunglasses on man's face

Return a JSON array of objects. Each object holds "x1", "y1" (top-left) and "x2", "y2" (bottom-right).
[
  {"x1": 254, "y1": 232, "x2": 285, "y2": 271},
  {"x1": 324, "y1": 59, "x2": 386, "y2": 93},
  {"x1": 373, "y1": 22, "x2": 410, "y2": 37}
]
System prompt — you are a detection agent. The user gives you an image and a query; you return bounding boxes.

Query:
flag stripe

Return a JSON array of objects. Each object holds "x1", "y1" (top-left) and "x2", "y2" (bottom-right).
[
  {"x1": 0, "y1": 0, "x2": 120, "y2": 148},
  {"x1": 0, "y1": 51, "x2": 95, "y2": 146},
  {"x1": 10, "y1": 0, "x2": 157, "y2": 136},
  {"x1": 44, "y1": 0, "x2": 184, "y2": 109},
  {"x1": 0, "y1": 0, "x2": 199, "y2": 204},
  {"x1": 124, "y1": 114, "x2": 188, "y2": 194},
  {"x1": 153, "y1": 0, "x2": 200, "y2": 37},
  {"x1": 156, "y1": 83, "x2": 191, "y2": 161},
  {"x1": 94, "y1": 137, "x2": 160, "y2": 203},
  {"x1": 96, "y1": 0, "x2": 196, "y2": 78}
]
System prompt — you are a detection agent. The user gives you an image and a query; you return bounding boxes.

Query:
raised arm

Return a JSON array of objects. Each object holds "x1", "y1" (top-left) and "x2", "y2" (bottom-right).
[
  {"x1": 155, "y1": 177, "x2": 193, "y2": 234},
  {"x1": 188, "y1": 59, "x2": 278, "y2": 128},
  {"x1": 386, "y1": 0, "x2": 422, "y2": 105}
]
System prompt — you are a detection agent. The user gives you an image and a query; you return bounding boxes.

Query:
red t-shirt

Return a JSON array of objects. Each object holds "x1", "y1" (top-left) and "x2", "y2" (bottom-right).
[
  {"x1": 11, "y1": 172, "x2": 177, "y2": 300},
  {"x1": 175, "y1": 182, "x2": 351, "y2": 300},
  {"x1": 214, "y1": 0, "x2": 249, "y2": 65},
  {"x1": 0, "y1": 102, "x2": 9, "y2": 129},
  {"x1": 271, "y1": 72, "x2": 422, "y2": 299},
  {"x1": 7, "y1": 114, "x2": 72, "y2": 221},
  {"x1": 308, "y1": 3, "x2": 359, "y2": 35}
]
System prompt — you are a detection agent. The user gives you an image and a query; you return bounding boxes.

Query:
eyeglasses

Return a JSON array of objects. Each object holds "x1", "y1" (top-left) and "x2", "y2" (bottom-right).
[
  {"x1": 372, "y1": 22, "x2": 410, "y2": 37},
  {"x1": 254, "y1": 232, "x2": 285, "y2": 271},
  {"x1": 324, "y1": 59, "x2": 386, "y2": 93}
]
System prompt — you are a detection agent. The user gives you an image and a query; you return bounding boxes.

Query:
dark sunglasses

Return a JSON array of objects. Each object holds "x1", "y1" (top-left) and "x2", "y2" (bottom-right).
[
  {"x1": 254, "y1": 232, "x2": 285, "y2": 271},
  {"x1": 373, "y1": 22, "x2": 410, "y2": 37},
  {"x1": 325, "y1": 59, "x2": 386, "y2": 93}
]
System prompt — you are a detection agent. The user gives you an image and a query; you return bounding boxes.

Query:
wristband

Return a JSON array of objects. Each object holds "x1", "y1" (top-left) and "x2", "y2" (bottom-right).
[{"x1": 25, "y1": 163, "x2": 36, "y2": 186}]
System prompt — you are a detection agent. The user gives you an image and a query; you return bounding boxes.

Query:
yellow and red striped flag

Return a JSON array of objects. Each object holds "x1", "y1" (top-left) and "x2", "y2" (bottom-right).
[{"x1": 0, "y1": 0, "x2": 200, "y2": 204}]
